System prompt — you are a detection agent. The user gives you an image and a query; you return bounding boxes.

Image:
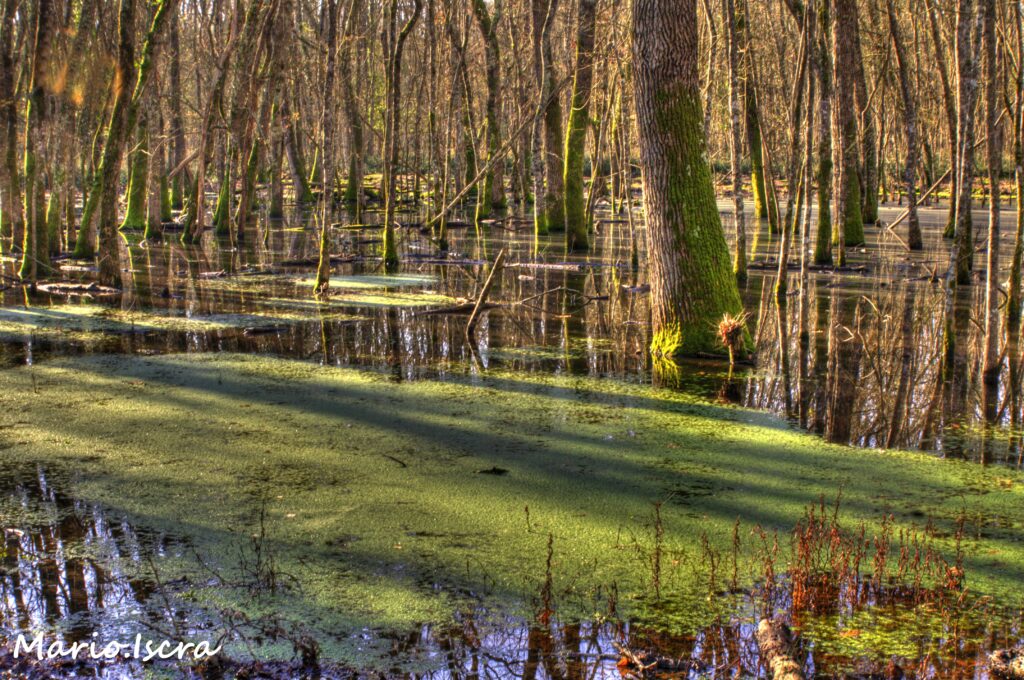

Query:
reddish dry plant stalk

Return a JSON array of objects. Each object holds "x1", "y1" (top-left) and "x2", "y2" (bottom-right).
[{"x1": 718, "y1": 312, "x2": 748, "y2": 364}]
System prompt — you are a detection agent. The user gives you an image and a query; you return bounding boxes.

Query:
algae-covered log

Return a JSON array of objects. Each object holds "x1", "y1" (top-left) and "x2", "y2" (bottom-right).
[{"x1": 633, "y1": 0, "x2": 746, "y2": 357}]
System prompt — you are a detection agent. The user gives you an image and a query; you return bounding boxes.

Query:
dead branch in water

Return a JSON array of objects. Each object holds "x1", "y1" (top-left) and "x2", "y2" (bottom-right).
[{"x1": 466, "y1": 249, "x2": 507, "y2": 340}]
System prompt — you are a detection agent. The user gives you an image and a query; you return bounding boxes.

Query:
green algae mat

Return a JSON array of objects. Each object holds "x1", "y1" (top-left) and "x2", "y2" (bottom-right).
[{"x1": 0, "y1": 353, "x2": 1022, "y2": 666}]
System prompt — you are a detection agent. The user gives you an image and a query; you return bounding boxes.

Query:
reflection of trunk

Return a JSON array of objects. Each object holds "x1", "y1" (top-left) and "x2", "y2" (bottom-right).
[
  {"x1": 942, "y1": 286, "x2": 972, "y2": 456},
  {"x1": 825, "y1": 293, "x2": 861, "y2": 443},
  {"x1": 885, "y1": 283, "x2": 915, "y2": 448},
  {"x1": 633, "y1": 0, "x2": 746, "y2": 358}
]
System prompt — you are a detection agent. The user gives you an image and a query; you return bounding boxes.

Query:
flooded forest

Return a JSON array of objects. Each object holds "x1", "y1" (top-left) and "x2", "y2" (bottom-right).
[{"x1": 3, "y1": 0, "x2": 1024, "y2": 677}]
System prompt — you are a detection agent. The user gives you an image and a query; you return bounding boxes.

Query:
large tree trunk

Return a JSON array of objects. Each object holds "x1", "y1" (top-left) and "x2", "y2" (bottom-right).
[
  {"x1": 633, "y1": 0, "x2": 746, "y2": 358},
  {"x1": 563, "y1": 0, "x2": 597, "y2": 252}
]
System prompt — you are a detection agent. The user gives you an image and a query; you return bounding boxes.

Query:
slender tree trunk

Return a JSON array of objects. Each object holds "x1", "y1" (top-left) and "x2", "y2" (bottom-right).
[
  {"x1": 563, "y1": 0, "x2": 597, "y2": 251},
  {"x1": 381, "y1": 0, "x2": 424, "y2": 272},
  {"x1": 849, "y1": 0, "x2": 877, "y2": 225},
  {"x1": 724, "y1": 0, "x2": 746, "y2": 284},
  {"x1": 314, "y1": 0, "x2": 339, "y2": 295},
  {"x1": 981, "y1": 0, "x2": 1001, "y2": 387},
  {"x1": 953, "y1": 0, "x2": 982, "y2": 285},
  {"x1": 832, "y1": 0, "x2": 863, "y2": 263},
  {"x1": 812, "y1": 0, "x2": 833, "y2": 265},
  {"x1": 887, "y1": 0, "x2": 922, "y2": 250},
  {"x1": 471, "y1": 0, "x2": 506, "y2": 222},
  {"x1": 633, "y1": 0, "x2": 746, "y2": 358},
  {"x1": 0, "y1": 0, "x2": 21, "y2": 245}
]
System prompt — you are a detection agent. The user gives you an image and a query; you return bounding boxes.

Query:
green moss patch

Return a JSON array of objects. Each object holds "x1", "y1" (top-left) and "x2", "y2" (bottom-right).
[{"x1": 0, "y1": 353, "x2": 1022, "y2": 667}]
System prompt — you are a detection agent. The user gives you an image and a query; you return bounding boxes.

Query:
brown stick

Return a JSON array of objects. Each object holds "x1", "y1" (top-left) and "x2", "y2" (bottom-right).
[
  {"x1": 466, "y1": 249, "x2": 506, "y2": 340},
  {"x1": 756, "y1": 618, "x2": 805, "y2": 680}
]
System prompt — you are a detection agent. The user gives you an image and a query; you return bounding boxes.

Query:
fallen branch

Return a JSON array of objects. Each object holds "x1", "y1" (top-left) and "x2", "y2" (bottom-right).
[{"x1": 466, "y1": 249, "x2": 506, "y2": 339}]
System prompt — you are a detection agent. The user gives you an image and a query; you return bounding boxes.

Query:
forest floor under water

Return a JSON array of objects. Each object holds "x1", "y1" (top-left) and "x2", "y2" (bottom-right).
[{"x1": 0, "y1": 197, "x2": 1021, "y2": 678}]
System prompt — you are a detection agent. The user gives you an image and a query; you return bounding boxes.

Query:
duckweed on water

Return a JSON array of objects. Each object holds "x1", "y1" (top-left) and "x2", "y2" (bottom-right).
[
  {"x1": 0, "y1": 305, "x2": 362, "y2": 340},
  {"x1": 0, "y1": 353, "x2": 1022, "y2": 667}
]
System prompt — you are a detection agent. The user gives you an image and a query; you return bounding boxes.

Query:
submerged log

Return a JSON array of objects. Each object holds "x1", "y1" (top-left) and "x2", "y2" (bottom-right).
[
  {"x1": 756, "y1": 618, "x2": 805, "y2": 680},
  {"x1": 990, "y1": 650, "x2": 1024, "y2": 679}
]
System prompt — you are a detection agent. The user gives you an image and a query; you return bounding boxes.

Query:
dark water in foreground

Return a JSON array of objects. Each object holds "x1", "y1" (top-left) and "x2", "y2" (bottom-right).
[{"x1": 0, "y1": 196, "x2": 1020, "y2": 677}]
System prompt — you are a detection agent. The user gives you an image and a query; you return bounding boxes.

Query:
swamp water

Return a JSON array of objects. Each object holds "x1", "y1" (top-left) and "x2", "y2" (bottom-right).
[{"x1": 0, "y1": 199, "x2": 1021, "y2": 678}]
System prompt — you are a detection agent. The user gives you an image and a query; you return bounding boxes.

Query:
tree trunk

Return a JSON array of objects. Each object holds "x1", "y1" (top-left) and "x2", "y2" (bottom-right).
[
  {"x1": 471, "y1": 0, "x2": 506, "y2": 222},
  {"x1": 563, "y1": 0, "x2": 597, "y2": 251},
  {"x1": 633, "y1": 0, "x2": 746, "y2": 358},
  {"x1": 832, "y1": 0, "x2": 863, "y2": 262},
  {"x1": 723, "y1": 0, "x2": 746, "y2": 283},
  {"x1": 887, "y1": 0, "x2": 922, "y2": 250},
  {"x1": 314, "y1": 0, "x2": 339, "y2": 295}
]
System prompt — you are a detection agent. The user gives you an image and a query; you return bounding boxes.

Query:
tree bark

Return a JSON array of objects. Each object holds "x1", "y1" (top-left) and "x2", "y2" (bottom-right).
[{"x1": 633, "y1": 0, "x2": 746, "y2": 358}]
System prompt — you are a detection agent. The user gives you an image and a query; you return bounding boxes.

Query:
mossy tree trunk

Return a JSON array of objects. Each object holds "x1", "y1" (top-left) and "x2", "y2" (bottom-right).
[
  {"x1": 381, "y1": 0, "x2": 423, "y2": 272},
  {"x1": 168, "y1": 9, "x2": 186, "y2": 210},
  {"x1": 832, "y1": 0, "x2": 863, "y2": 262},
  {"x1": 119, "y1": 117, "x2": 150, "y2": 231},
  {"x1": 849, "y1": 0, "x2": 877, "y2": 225},
  {"x1": 75, "y1": 0, "x2": 177, "y2": 266},
  {"x1": 341, "y1": 0, "x2": 365, "y2": 216},
  {"x1": 633, "y1": 0, "x2": 746, "y2": 358},
  {"x1": 886, "y1": 0, "x2": 922, "y2": 250},
  {"x1": 811, "y1": 0, "x2": 833, "y2": 264},
  {"x1": 313, "y1": 0, "x2": 339, "y2": 296},
  {"x1": 19, "y1": 0, "x2": 54, "y2": 283},
  {"x1": 0, "y1": 0, "x2": 21, "y2": 245},
  {"x1": 563, "y1": 0, "x2": 597, "y2": 252},
  {"x1": 471, "y1": 0, "x2": 506, "y2": 223},
  {"x1": 530, "y1": 0, "x2": 561, "y2": 239}
]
